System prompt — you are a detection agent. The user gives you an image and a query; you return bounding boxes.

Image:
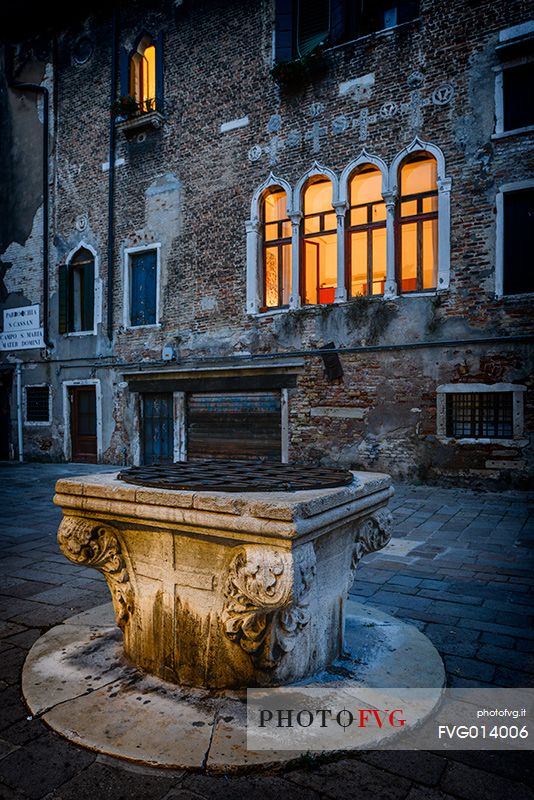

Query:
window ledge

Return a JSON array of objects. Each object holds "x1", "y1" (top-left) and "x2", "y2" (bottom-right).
[
  {"x1": 437, "y1": 436, "x2": 528, "y2": 447},
  {"x1": 397, "y1": 291, "x2": 438, "y2": 298},
  {"x1": 495, "y1": 291, "x2": 534, "y2": 301},
  {"x1": 124, "y1": 323, "x2": 161, "y2": 331},
  {"x1": 116, "y1": 111, "x2": 165, "y2": 134},
  {"x1": 24, "y1": 421, "x2": 51, "y2": 427},
  {"x1": 250, "y1": 307, "x2": 290, "y2": 318},
  {"x1": 62, "y1": 330, "x2": 97, "y2": 338},
  {"x1": 492, "y1": 125, "x2": 534, "y2": 140},
  {"x1": 437, "y1": 383, "x2": 525, "y2": 393}
]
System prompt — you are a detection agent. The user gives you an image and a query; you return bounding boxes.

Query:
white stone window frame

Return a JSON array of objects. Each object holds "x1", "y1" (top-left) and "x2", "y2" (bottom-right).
[
  {"x1": 495, "y1": 178, "x2": 534, "y2": 299},
  {"x1": 63, "y1": 241, "x2": 101, "y2": 337},
  {"x1": 24, "y1": 383, "x2": 52, "y2": 427},
  {"x1": 493, "y1": 21, "x2": 534, "y2": 140},
  {"x1": 436, "y1": 383, "x2": 527, "y2": 446},
  {"x1": 123, "y1": 243, "x2": 162, "y2": 330},
  {"x1": 246, "y1": 164, "x2": 341, "y2": 314},
  {"x1": 338, "y1": 149, "x2": 393, "y2": 299},
  {"x1": 246, "y1": 140, "x2": 451, "y2": 314},
  {"x1": 246, "y1": 173, "x2": 295, "y2": 315},
  {"x1": 62, "y1": 378, "x2": 103, "y2": 462},
  {"x1": 292, "y1": 162, "x2": 341, "y2": 307},
  {"x1": 389, "y1": 137, "x2": 451, "y2": 295}
]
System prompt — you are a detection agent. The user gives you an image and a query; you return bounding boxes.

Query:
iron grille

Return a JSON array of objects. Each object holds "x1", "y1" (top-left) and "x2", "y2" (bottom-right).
[
  {"x1": 118, "y1": 460, "x2": 354, "y2": 493},
  {"x1": 446, "y1": 392, "x2": 513, "y2": 439},
  {"x1": 26, "y1": 386, "x2": 50, "y2": 423}
]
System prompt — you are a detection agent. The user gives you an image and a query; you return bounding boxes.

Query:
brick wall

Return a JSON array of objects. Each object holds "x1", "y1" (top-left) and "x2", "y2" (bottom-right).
[{"x1": 1, "y1": 0, "x2": 533, "y2": 486}]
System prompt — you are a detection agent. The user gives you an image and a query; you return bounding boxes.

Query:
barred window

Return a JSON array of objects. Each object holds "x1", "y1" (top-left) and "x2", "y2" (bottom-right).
[
  {"x1": 446, "y1": 392, "x2": 513, "y2": 439},
  {"x1": 26, "y1": 386, "x2": 50, "y2": 423}
]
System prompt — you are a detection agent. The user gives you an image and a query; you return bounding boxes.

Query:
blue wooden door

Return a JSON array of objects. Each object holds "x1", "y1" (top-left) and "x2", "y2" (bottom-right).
[
  {"x1": 131, "y1": 251, "x2": 157, "y2": 326},
  {"x1": 142, "y1": 393, "x2": 173, "y2": 465}
]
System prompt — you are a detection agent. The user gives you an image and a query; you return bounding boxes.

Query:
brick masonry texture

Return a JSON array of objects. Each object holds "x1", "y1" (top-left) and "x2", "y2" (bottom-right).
[{"x1": 0, "y1": 0, "x2": 533, "y2": 487}]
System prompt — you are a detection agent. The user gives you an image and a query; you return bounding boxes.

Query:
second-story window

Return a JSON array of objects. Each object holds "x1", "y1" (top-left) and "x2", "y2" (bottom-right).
[
  {"x1": 275, "y1": 0, "x2": 419, "y2": 61},
  {"x1": 120, "y1": 32, "x2": 163, "y2": 115},
  {"x1": 58, "y1": 247, "x2": 95, "y2": 334},
  {"x1": 348, "y1": 166, "x2": 386, "y2": 297},
  {"x1": 502, "y1": 186, "x2": 534, "y2": 295},
  {"x1": 128, "y1": 249, "x2": 158, "y2": 327},
  {"x1": 302, "y1": 178, "x2": 337, "y2": 305},
  {"x1": 262, "y1": 189, "x2": 292, "y2": 310},
  {"x1": 130, "y1": 36, "x2": 156, "y2": 112},
  {"x1": 397, "y1": 154, "x2": 438, "y2": 293}
]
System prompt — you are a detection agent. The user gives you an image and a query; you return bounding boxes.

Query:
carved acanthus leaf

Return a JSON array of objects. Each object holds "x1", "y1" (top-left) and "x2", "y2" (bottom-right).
[
  {"x1": 222, "y1": 544, "x2": 316, "y2": 669},
  {"x1": 58, "y1": 517, "x2": 134, "y2": 628},
  {"x1": 350, "y1": 508, "x2": 393, "y2": 581}
]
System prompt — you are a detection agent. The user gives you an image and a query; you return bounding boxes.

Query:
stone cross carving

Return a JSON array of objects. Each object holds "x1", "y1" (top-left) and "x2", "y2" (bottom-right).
[{"x1": 304, "y1": 120, "x2": 328, "y2": 154}]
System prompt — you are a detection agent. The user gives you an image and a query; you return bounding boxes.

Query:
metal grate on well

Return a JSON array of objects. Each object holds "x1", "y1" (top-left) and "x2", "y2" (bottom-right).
[{"x1": 117, "y1": 460, "x2": 354, "y2": 493}]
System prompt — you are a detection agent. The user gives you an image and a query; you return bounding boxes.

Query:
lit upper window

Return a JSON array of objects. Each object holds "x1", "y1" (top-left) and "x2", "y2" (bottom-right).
[
  {"x1": 302, "y1": 178, "x2": 337, "y2": 305},
  {"x1": 130, "y1": 37, "x2": 157, "y2": 113},
  {"x1": 398, "y1": 155, "x2": 438, "y2": 293},
  {"x1": 348, "y1": 166, "x2": 386, "y2": 297},
  {"x1": 262, "y1": 189, "x2": 292, "y2": 310}
]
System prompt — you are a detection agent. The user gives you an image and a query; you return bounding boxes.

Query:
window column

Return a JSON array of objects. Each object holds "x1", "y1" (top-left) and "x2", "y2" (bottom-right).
[
  {"x1": 334, "y1": 201, "x2": 348, "y2": 302},
  {"x1": 437, "y1": 176, "x2": 452, "y2": 290},
  {"x1": 246, "y1": 218, "x2": 261, "y2": 314},
  {"x1": 289, "y1": 211, "x2": 302, "y2": 309},
  {"x1": 382, "y1": 190, "x2": 398, "y2": 298}
]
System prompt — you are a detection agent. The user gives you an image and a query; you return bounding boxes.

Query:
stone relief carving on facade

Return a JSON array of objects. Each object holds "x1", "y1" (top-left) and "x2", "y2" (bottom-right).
[
  {"x1": 247, "y1": 82, "x2": 455, "y2": 163},
  {"x1": 57, "y1": 517, "x2": 134, "y2": 628},
  {"x1": 222, "y1": 543, "x2": 316, "y2": 668}
]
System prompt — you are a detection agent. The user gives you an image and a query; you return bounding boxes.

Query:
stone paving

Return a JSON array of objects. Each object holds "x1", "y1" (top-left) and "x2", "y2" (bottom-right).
[{"x1": 0, "y1": 462, "x2": 533, "y2": 800}]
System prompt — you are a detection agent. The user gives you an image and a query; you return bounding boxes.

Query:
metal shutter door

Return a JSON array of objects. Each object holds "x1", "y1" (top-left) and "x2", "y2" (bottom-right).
[{"x1": 187, "y1": 391, "x2": 281, "y2": 461}]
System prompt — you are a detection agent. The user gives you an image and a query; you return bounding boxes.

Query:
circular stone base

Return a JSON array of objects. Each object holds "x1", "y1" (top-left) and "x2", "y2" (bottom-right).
[{"x1": 22, "y1": 600, "x2": 445, "y2": 772}]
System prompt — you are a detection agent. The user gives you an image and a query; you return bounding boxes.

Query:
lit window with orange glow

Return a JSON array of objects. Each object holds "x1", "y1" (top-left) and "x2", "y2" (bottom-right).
[
  {"x1": 302, "y1": 178, "x2": 337, "y2": 305},
  {"x1": 262, "y1": 189, "x2": 292, "y2": 309},
  {"x1": 130, "y1": 37, "x2": 157, "y2": 112},
  {"x1": 398, "y1": 155, "x2": 438, "y2": 293},
  {"x1": 348, "y1": 166, "x2": 386, "y2": 297}
]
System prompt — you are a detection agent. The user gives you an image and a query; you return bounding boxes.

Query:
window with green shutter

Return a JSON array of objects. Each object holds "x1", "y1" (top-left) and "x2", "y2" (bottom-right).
[{"x1": 58, "y1": 248, "x2": 95, "y2": 334}]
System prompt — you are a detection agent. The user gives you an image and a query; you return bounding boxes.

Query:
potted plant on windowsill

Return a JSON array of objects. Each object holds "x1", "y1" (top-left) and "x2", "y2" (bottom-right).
[
  {"x1": 111, "y1": 95, "x2": 140, "y2": 121},
  {"x1": 270, "y1": 44, "x2": 329, "y2": 93}
]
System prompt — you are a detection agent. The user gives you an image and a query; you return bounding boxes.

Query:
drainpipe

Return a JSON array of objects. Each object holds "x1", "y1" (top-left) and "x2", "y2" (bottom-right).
[
  {"x1": 15, "y1": 362, "x2": 23, "y2": 463},
  {"x1": 6, "y1": 48, "x2": 52, "y2": 349},
  {"x1": 107, "y1": 8, "x2": 118, "y2": 342}
]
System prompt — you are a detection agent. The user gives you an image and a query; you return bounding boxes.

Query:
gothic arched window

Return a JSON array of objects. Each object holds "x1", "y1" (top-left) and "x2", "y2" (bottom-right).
[
  {"x1": 130, "y1": 36, "x2": 157, "y2": 112},
  {"x1": 262, "y1": 188, "x2": 292, "y2": 310},
  {"x1": 397, "y1": 154, "x2": 438, "y2": 293},
  {"x1": 348, "y1": 166, "x2": 386, "y2": 296},
  {"x1": 59, "y1": 247, "x2": 95, "y2": 334},
  {"x1": 302, "y1": 178, "x2": 337, "y2": 305}
]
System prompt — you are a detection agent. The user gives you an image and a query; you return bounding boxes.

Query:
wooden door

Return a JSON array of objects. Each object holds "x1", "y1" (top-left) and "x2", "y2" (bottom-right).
[
  {"x1": 142, "y1": 393, "x2": 174, "y2": 465},
  {"x1": 70, "y1": 386, "x2": 97, "y2": 463}
]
